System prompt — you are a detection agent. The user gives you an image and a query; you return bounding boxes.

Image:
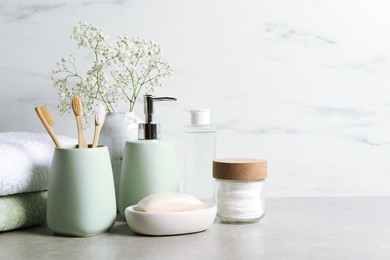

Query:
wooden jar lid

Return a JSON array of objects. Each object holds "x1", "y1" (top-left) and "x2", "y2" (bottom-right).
[{"x1": 213, "y1": 159, "x2": 268, "y2": 180}]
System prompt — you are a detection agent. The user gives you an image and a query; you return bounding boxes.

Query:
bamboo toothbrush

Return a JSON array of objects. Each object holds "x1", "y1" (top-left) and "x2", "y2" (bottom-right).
[
  {"x1": 35, "y1": 106, "x2": 61, "y2": 148},
  {"x1": 92, "y1": 104, "x2": 106, "y2": 148},
  {"x1": 72, "y1": 95, "x2": 88, "y2": 148}
]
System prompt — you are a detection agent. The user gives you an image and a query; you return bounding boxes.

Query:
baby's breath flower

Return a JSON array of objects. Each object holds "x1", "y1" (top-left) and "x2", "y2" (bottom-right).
[{"x1": 52, "y1": 22, "x2": 173, "y2": 127}]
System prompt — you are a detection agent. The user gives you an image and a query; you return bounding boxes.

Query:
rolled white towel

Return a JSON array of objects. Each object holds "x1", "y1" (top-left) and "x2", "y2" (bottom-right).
[{"x1": 0, "y1": 132, "x2": 77, "y2": 196}]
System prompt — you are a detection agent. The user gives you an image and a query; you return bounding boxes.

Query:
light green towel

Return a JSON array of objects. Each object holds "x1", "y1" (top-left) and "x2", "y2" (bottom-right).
[{"x1": 0, "y1": 191, "x2": 47, "y2": 232}]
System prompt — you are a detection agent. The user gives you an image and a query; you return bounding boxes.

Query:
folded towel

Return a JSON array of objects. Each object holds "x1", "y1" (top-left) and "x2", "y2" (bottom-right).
[
  {"x1": 0, "y1": 191, "x2": 47, "y2": 232},
  {"x1": 0, "y1": 132, "x2": 76, "y2": 196}
]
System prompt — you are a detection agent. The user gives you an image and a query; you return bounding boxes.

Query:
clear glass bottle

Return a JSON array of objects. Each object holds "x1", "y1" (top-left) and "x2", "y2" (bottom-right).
[
  {"x1": 213, "y1": 159, "x2": 268, "y2": 223},
  {"x1": 183, "y1": 109, "x2": 216, "y2": 202}
]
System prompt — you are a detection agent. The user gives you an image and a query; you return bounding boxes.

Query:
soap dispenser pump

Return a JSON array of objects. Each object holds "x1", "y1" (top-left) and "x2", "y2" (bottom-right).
[{"x1": 119, "y1": 95, "x2": 179, "y2": 215}]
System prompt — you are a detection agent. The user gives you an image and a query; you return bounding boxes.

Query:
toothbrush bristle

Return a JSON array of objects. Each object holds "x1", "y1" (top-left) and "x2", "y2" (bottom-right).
[
  {"x1": 38, "y1": 106, "x2": 55, "y2": 126},
  {"x1": 72, "y1": 96, "x2": 83, "y2": 116},
  {"x1": 95, "y1": 104, "x2": 106, "y2": 126}
]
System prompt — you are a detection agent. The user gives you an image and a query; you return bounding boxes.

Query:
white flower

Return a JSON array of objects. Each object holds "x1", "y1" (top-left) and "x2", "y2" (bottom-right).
[{"x1": 52, "y1": 22, "x2": 174, "y2": 127}]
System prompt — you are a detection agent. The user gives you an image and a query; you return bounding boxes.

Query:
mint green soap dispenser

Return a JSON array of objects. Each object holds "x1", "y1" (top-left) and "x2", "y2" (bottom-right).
[{"x1": 119, "y1": 95, "x2": 178, "y2": 215}]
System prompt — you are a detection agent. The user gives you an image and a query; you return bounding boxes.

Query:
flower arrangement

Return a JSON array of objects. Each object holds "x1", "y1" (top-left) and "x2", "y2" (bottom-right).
[{"x1": 52, "y1": 22, "x2": 173, "y2": 125}]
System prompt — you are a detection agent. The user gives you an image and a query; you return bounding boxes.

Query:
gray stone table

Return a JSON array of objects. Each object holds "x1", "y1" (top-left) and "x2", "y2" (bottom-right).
[{"x1": 1, "y1": 197, "x2": 390, "y2": 259}]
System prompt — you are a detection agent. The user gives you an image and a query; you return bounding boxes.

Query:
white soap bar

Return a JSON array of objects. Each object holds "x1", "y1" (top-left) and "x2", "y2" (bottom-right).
[{"x1": 137, "y1": 193, "x2": 202, "y2": 212}]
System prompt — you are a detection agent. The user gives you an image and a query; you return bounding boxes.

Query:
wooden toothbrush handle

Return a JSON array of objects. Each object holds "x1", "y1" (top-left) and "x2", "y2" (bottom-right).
[
  {"x1": 76, "y1": 116, "x2": 88, "y2": 148},
  {"x1": 92, "y1": 125, "x2": 101, "y2": 148},
  {"x1": 46, "y1": 126, "x2": 62, "y2": 148},
  {"x1": 35, "y1": 108, "x2": 61, "y2": 148}
]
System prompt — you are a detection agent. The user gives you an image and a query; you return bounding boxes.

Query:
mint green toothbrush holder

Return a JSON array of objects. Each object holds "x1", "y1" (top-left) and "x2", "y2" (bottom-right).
[{"x1": 47, "y1": 145, "x2": 116, "y2": 237}]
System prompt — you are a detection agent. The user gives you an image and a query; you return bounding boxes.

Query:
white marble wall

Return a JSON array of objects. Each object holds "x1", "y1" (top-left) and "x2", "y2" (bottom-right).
[{"x1": 1, "y1": 0, "x2": 390, "y2": 197}]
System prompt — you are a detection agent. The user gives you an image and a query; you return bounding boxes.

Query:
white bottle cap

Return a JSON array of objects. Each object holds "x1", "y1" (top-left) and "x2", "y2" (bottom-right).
[{"x1": 191, "y1": 109, "x2": 210, "y2": 125}]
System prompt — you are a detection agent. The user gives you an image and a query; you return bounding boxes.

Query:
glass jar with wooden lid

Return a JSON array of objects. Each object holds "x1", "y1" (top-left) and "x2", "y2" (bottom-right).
[{"x1": 213, "y1": 158, "x2": 268, "y2": 223}]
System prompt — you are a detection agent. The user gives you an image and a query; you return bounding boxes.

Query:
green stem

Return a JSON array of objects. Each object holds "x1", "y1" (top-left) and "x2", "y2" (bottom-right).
[
  {"x1": 126, "y1": 66, "x2": 137, "y2": 103},
  {"x1": 93, "y1": 49, "x2": 114, "y2": 111}
]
